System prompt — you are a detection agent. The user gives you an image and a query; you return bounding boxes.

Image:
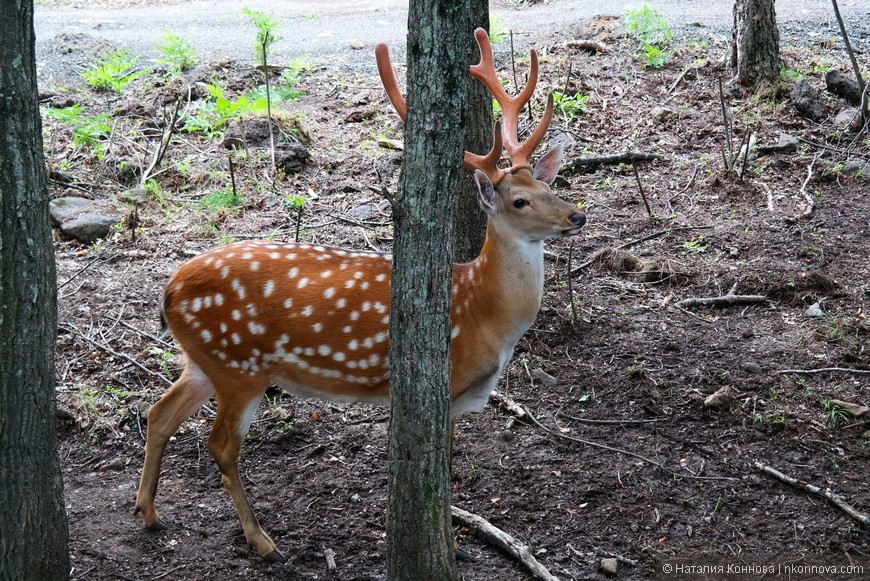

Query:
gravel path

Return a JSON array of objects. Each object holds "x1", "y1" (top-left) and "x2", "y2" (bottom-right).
[{"x1": 34, "y1": 0, "x2": 868, "y2": 83}]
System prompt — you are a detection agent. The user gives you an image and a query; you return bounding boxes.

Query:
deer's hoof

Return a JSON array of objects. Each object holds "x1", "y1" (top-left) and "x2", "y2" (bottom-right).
[
  {"x1": 146, "y1": 519, "x2": 168, "y2": 532},
  {"x1": 264, "y1": 548, "x2": 287, "y2": 564}
]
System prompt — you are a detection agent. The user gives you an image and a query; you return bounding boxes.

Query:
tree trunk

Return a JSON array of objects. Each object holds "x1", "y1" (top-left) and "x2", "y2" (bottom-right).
[
  {"x1": 730, "y1": 0, "x2": 781, "y2": 86},
  {"x1": 0, "y1": 1, "x2": 70, "y2": 579},
  {"x1": 453, "y1": 0, "x2": 491, "y2": 263},
  {"x1": 386, "y1": 0, "x2": 468, "y2": 579}
]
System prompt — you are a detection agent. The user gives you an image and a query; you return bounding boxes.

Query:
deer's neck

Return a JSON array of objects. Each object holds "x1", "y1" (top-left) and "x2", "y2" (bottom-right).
[{"x1": 456, "y1": 223, "x2": 545, "y2": 334}]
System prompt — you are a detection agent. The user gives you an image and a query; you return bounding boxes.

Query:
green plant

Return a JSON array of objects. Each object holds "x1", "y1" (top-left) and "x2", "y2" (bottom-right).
[
  {"x1": 82, "y1": 49, "x2": 146, "y2": 95},
  {"x1": 45, "y1": 105, "x2": 112, "y2": 159},
  {"x1": 553, "y1": 91, "x2": 587, "y2": 117},
  {"x1": 626, "y1": 3, "x2": 672, "y2": 47},
  {"x1": 489, "y1": 15, "x2": 508, "y2": 45},
  {"x1": 626, "y1": 4, "x2": 672, "y2": 68},
  {"x1": 819, "y1": 397, "x2": 849, "y2": 427},
  {"x1": 184, "y1": 83, "x2": 267, "y2": 137},
  {"x1": 639, "y1": 44, "x2": 668, "y2": 69},
  {"x1": 200, "y1": 187, "x2": 242, "y2": 212},
  {"x1": 154, "y1": 30, "x2": 197, "y2": 76},
  {"x1": 244, "y1": 58, "x2": 312, "y2": 103},
  {"x1": 242, "y1": 7, "x2": 283, "y2": 68},
  {"x1": 682, "y1": 236, "x2": 708, "y2": 253}
]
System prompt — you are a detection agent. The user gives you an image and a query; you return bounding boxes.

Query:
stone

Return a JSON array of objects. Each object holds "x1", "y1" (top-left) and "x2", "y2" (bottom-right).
[
  {"x1": 49, "y1": 196, "x2": 92, "y2": 226},
  {"x1": 59, "y1": 213, "x2": 118, "y2": 244},
  {"x1": 833, "y1": 108, "x2": 863, "y2": 131},
  {"x1": 790, "y1": 80, "x2": 827, "y2": 120},
  {"x1": 600, "y1": 557, "x2": 619, "y2": 576},
  {"x1": 841, "y1": 160, "x2": 869, "y2": 179},
  {"x1": 825, "y1": 70, "x2": 862, "y2": 105},
  {"x1": 275, "y1": 144, "x2": 311, "y2": 174},
  {"x1": 805, "y1": 302, "x2": 825, "y2": 318},
  {"x1": 757, "y1": 133, "x2": 798, "y2": 155}
]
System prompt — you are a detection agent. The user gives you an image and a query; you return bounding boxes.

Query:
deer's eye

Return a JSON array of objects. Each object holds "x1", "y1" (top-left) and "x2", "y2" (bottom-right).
[{"x1": 513, "y1": 198, "x2": 527, "y2": 209}]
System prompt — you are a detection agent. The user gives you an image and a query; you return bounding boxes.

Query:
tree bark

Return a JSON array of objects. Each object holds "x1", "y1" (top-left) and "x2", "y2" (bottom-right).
[
  {"x1": 730, "y1": 0, "x2": 781, "y2": 86},
  {"x1": 0, "y1": 1, "x2": 70, "y2": 579},
  {"x1": 386, "y1": 1, "x2": 468, "y2": 579},
  {"x1": 453, "y1": 0, "x2": 491, "y2": 263}
]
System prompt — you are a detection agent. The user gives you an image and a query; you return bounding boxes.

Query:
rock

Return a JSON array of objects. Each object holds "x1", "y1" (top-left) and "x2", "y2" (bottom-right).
[
  {"x1": 49, "y1": 196, "x2": 92, "y2": 226},
  {"x1": 825, "y1": 70, "x2": 862, "y2": 105},
  {"x1": 805, "y1": 302, "x2": 825, "y2": 318},
  {"x1": 650, "y1": 106, "x2": 673, "y2": 124},
  {"x1": 833, "y1": 108, "x2": 862, "y2": 130},
  {"x1": 704, "y1": 386, "x2": 735, "y2": 409},
  {"x1": 221, "y1": 117, "x2": 273, "y2": 148},
  {"x1": 841, "y1": 160, "x2": 869, "y2": 179},
  {"x1": 790, "y1": 80, "x2": 827, "y2": 120},
  {"x1": 531, "y1": 367, "x2": 558, "y2": 386},
  {"x1": 742, "y1": 362, "x2": 763, "y2": 374},
  {"x1": 59, "y1": 213, "x2": 118, "y2": 244},
  {"x1": 347, "y1": 203, "x2": 384, "y2": 221},
  {"x1": 600, "y1": 557, "x2": 619, "y2": 576},
  {"x1": 756, "y1": 133, "x2": 798, "y2": 155},
  {"x1": 275, "y1": 144, "x2": 311, "y2": 174}
]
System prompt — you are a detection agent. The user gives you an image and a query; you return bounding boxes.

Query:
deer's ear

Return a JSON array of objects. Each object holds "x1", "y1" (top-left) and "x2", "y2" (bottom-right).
[
  {"x1": 532, "y1": 145, "x2": 563, "y2": 185},
  {"x1": 474, "y1": 170, "x2": 497, "y2": 214}
]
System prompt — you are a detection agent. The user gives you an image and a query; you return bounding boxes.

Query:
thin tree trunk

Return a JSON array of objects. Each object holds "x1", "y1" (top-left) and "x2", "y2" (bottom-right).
[
  {"x1": 453, "y1": 0, "x2": 491, "y2": 263},
  {"x1": 731, "y1": 0, "x2": 781, "y2": 86},
  {"x1": 386, "y1": 0, "x2": 468, "y2": 579},
  {"x1": 0, "y1": 1, "x2": 70, "y2": 579}
]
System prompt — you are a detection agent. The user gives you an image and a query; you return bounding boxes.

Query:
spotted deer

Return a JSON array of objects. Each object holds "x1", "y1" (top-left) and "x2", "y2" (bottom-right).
[{"x1": 135, "y1": 28, "x2": 586, "y2": 563}]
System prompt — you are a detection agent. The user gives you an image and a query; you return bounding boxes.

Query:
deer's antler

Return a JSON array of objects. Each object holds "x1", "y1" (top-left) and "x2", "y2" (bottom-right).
[
  {"x1": 375, "y1": 29, "x2": 552, "y2": 184},
  {"x1": 469, "y1": 28, "x2": 553, "y2": 175}
]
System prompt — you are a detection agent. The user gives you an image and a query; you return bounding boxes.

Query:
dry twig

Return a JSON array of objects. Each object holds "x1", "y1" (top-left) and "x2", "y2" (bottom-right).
[
  {"x1": 677, "y1": 283, "x2": 767, "y2": 309},
  {"x1": 451, "y1": 505, "x2": 559, "y2": 581},
  {"x1": 755, "y1": 462, "x2": 870, "y2": 527},
  {"x1": 778, "y1": 367, "x2": 870, "y2": 376}
]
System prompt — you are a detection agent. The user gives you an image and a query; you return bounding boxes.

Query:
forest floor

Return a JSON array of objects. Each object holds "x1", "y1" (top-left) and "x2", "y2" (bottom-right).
[{"x1": 42, "y1": 8, "x2": 870, "y2": 581}]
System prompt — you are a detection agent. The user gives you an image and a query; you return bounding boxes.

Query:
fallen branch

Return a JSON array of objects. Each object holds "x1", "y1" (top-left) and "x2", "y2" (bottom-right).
[
  {"x1": 451, "y1": 505, "x2": 559, "y2": 581},
  {"x1": 561, "y1": 39, "x2": 609, "y2": 54},
  {"x1": 561, "y1": 151, "x2": 663, "y2": 173},
  {"x1": 140, "y1": 99, "x2": 180, "y2": 185},
  {"x1": 786, "y1": 156, "x2": 818, "y2": 223},
  {"x1": 755, "y1": 462, "x2": 870, "y2": 527},
  {"x1": 677, "y1": 283, "x2": 767, "y2": 309},
  {"x1": 778, "y1": 367, "x2": 870, "y2": 376},
  {"x1": 60, "y1": 322, "x2": 173, "y2": 386},
  {"x1": 523, "y1": 406, "x2": 737, "y2": 482}
]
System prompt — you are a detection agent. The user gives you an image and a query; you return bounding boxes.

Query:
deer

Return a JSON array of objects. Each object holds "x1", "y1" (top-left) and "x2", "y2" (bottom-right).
[{"x1": 134, "y1": 28, "x2": 586, "y2": 564}]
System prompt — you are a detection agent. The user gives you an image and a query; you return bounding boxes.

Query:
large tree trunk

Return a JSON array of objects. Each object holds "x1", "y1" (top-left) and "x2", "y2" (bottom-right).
[
  {"x1": 0, "y1": 1, "x2": 70, "y2": 579},
  {"x1": 453, "y1": 0, "x2": 491, "y2": 263},
  {"x1": 385, "y1": 0, "x2": 468, "y2": 578},
  {"x1": 731, "y1": 0, "x2": 781, "y2": 86}
]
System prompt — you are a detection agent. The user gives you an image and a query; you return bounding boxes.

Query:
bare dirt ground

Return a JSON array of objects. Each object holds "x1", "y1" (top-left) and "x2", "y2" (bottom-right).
[{"x1": 42, "y1": 7, "x2": 870, "y2": 581}]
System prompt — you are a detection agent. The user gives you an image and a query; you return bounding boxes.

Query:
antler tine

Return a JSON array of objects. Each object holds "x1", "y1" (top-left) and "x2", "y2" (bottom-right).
[
  {"x1": 463, "y1": 120, "x2": 505, "y2": 185},
  {"x1": 374, "y1": 43, "x2": 407, "y2": 120},
  {"x1": 376, "y1": 40, "x2": 505, "y2": 184},
  {"x1": 469, "y1": 27, "x2": 546, "y2": 173}
]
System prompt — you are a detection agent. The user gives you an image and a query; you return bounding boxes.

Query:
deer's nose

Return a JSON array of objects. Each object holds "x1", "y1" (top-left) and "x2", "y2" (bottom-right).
[{"x1": 570, "y1": 212, "x2": 586, "y2": 228}]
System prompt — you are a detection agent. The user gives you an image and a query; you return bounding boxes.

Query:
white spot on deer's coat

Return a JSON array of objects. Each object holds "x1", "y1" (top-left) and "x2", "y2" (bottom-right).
[
  {"x1": 214, "y1": 293, "x2": 225, "y2": 306},
  {"x1": 302, "y1": 305, "x2": 314, "y2": 317},
  {"x1": 336, "y1": 298, "x2": 347, "y2": 309},
  {"x1": 284, "y1": 298, "x2": 294, "y2": 309},
  {"x1": 219, "y1": 323, "x2": 228, "y2": 333},
  {"x1": 451, "y1": 326, "x2": 461, "y2": 339},
  {"x1": 285, "y1": 253, "x2": 297, "y2": 260},
  {"x1": 231, "y1": 333, "x2": 241, "y2": 345},
  {"x1": 262, "y1": 280, "x2": 275, "y2": 297},
  {"x1": 361, "y1": 301, "x2": 371, "y2": 312},
  {"x1": 297, "y1": 278, "x2": 309, "y2": 289},
  {"x1": 342, "y1": 326, "x2": 353, "y2": 333},
  {"x1": 332, "y1": 351, "x2": 346, "y2": 362},
  {"x1": 320, "y1": 270, "x2": 332, "y2": 278},
  {"x1": 354, "y1": 271, "x2": 364, "y2": 279},
  {"x1": 324, "y1": 287, "x2": 335, "y2": 299},
  {"x1": 350, "y1": 311, "x2": 360, "y2": 321},
  {"x1": 246, "y1": 304, "x2": 257, "y2": 317},
  {"x1": 375, "y1": 273, "x2": 386, "y2": 282},
  {"x1": 221, "y1": 266, "x2": 230, "y2": 278},
  {"x1": 318, "y1": 345, "x2": 331, "y2": 356},
  {"x1": 232, "y1": 309, "x2": 241, "y2": 321},
  {"x1": 270, "y1": 252, "x2": 280, "y2": 259},
  {"x1": 348, "y1": 339, "x2": 359, "y2": 351},
  {"x1": 200, "y1": 330, "x2": 212, "y2": 343},
  {"x1": 288, "y1": 267, "x2": 299, "y2": 278},
  {"x1": 344, "y1": 279, "x2": 356, "y2": 289},
  {"x1": 360, "y1": 282, "x2": 369, "y2": 290},
  {"x1": 231, "y1": 279, "x2": 246, "y2": 300},
  {"x1": 191, "y1": 297, "x2": 202, "y2": 312},
  {"x1": 374, "y1": 332, "x2": 387, "y2": 344},
  {"x1": 312, "y1": 323, "x2": 323, "y2": 333},
  {"x1": 242, "y1": 252, "x2": 253, "y2": 260},
  {"x1": 248, "y1": 321, "x2": 267, "y2": 335}
]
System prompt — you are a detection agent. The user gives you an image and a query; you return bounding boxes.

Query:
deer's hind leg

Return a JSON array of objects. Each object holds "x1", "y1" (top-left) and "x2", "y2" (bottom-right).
[
  {"x1": 135, "y1": 361, "x2": 215, "y2": 530},
  {"x1": 206, "y1": 378, "x2": 285, "y2": 563}
]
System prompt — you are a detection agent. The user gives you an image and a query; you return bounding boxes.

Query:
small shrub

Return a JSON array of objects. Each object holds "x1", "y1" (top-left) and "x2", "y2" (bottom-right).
[
  {"x1": 200, "y1": 187, "x2": 242, "y2": 211},
  {"x1": 242, "y1": 7, "x2": 282, "y2": 67},
  {"x1": 154, "y1": 30, "x2": 197, "y2": 76},
  {"x1": 82, "y1": 49, "x2": 146, "y2": 95},
  {"x1": 553, "y1": 91, "x2": 587, "y2": 117},
  {"x1": 45, "y1": 105, "x2": 112, "y2": 159},
  {"x1": 626, "y1": 4, "x2": 672, "y2": 68}
]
